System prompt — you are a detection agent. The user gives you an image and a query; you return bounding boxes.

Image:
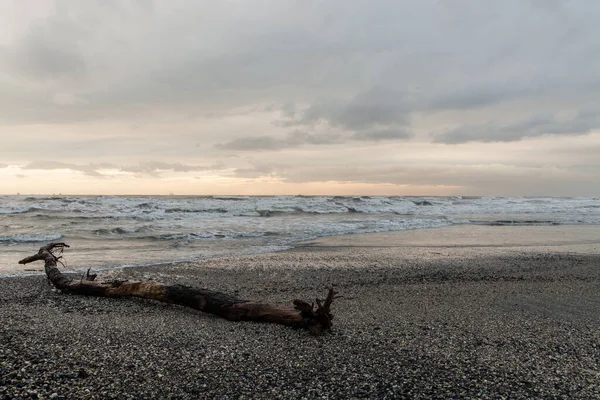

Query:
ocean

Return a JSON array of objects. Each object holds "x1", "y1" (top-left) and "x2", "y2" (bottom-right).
[{"x1": 1, "y1": 195, "x2": 599, "y2": 277}]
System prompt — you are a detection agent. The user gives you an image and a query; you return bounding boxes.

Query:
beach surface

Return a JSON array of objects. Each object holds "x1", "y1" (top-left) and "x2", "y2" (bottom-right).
[{"x1": 1, "y1": 226, "x2": 599, "y2": 399}]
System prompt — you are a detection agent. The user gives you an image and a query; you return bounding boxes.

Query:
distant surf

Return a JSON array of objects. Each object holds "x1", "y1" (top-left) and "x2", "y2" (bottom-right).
[{"x1": 1, "y1": 195, "x2": 598, "y2": 276}]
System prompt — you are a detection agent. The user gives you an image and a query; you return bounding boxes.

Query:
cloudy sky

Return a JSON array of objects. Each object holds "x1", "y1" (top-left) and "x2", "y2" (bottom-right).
[{"x1": 1, "y1": 0, "x2": 599, "y2": 195}]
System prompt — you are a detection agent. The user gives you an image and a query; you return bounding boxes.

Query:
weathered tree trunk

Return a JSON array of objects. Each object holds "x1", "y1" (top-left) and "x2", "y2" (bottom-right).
[{"x1": 19, "y1": 243, "x2": 339, "y2": 335}]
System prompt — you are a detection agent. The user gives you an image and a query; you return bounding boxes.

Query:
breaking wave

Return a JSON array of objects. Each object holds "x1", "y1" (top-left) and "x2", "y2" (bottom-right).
[
  {"x1": 152, "y1": 231, "x2": 269, "y2": 241},
  {"x1": 472, "y1": 220, "x2": 562, "y2": 226},
  {"x1": 165, "y1": 207, "x2": 228, "y2": 214},
  {"x1": 2, "y1": 194, "x2": 599, "y2": 277},
  {"x1": 0, "y1": 233, "x2": 63, "y2": 243}
]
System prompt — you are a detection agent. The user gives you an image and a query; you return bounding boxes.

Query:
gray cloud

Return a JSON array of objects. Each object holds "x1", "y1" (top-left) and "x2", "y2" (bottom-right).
[
  {"x1": 434, "y1": 110, "x2": 600, "y2": 144},
  {"x1": 22, "y1": 161, "x2": 108, "y2": 177},
  {"x1": 548, "y1": 143, "x2": 600, "y2": 162},
  {"x1": 283, "y1": 87, "x2": 409, "y2": 130},
  {"x1": 5, "y1": 24, "x2": 86, "y2": 83},
  {"x1": 233, "y1": 162, "x2": 281, "y2": 179},
  {"x1": 2, "y1": 1, "x2": 598, "y2": 128},
  {"x1": 218, "y1": 88, "x2": 416, "y2": 150},
  {"x1": 216, "y1": 125, "x2": 412, "y2": 151},
  {"x1": 247, "y1": 163, "x2": 599, "y2": 196},
  {"x1": 217, "y1": 136, "x2": 293, "y2": 152},
  {"x1": 351, "y1": 128, "x2": 412, "y2": 141},
  {"x1": 427, "y1": 84, "x2": 527, "y2": 112},
  {"x1": 279, "y1": 87, "x2": 413, "y2": 141},
  {"x1": 2, "y1": 1, "x2": 600, "y2": 195},
  {"x1": 216, "y1": 131, "x2": 341, "y2": 151},
  {"x1": 22, "y1": 160, "x2": 222, "y2": 177},
  {"x1": 122, "y1": 161, "x2": 221, "y2": 175}
]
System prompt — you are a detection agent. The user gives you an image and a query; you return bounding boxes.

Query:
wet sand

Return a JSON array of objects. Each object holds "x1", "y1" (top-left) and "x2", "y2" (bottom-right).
[{"x1": 1, "y1": 226, "x2": 599, "y2": 399}]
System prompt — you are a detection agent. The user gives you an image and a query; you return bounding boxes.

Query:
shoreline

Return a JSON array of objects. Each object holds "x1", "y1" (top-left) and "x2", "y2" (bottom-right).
[
  {"x1": 5, "y1": 224, "x2": 600, "y2": 279},
  {"x1": 2, "y1": 227, "x2": 599, "y2": 398},
  {"x1": 297, "y1": 224, "x2": 600, "y2": 250}
]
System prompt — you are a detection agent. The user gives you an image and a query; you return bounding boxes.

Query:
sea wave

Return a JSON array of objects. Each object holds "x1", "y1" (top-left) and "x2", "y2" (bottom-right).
[
  {"x1": 152, "y1": 231, "x2": 268, "y2": 241},
  {"x1": 0, "y1": 233, "x2": 63, "y2": 243},
  {"x1": 0, "y1": 206, "x2": 80, "y2": 215},
  {"x1": 29, "y1": 214, "x2": 120, "y2": 221},
  {"x1": 0, "y1": 208, "x2": 30, "y2": 215},
  {"x1": 164, "y1": 207, "x2": 228, "y2": 214},
  {"x1": 24, "y1": 196, "x2": 64, "y2": 202},
  {"x1": 211, "y1": 196, "x2": 249, "y2": 201},
  {"x1": 471, "y1": 220, "x2": 561, "y2": 226},
  {"x1": 329, "y1": 196, "x2": 364, "y2": 202},
  {"x1": 93, "y1": 227, "x2": 135, "y2": 235},
  {"x1": 136, "y1": 202, "x2": 156, "y2": 209},
  {"x1": 91, "y1": 225, "x2": 156, "y2": 235},
  {"x1": 254, "y1": 208, "x2": 344, "y2": 217}
]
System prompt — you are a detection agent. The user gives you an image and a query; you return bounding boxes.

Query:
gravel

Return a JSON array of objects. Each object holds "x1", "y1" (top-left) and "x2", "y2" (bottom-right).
[{"x1": 1, "y1": 244, "x2": 599, "y2": 399}]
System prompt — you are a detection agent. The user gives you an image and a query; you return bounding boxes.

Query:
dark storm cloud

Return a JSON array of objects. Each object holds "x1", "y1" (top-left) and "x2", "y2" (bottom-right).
[{"x1": 434, "y1": 110, "x2": 600, "y2": 144}]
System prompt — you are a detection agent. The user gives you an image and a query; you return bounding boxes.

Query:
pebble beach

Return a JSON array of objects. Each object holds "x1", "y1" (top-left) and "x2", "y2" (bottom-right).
[{"x1": 1, "y1": 226, "x2": 599, "y2": 399}]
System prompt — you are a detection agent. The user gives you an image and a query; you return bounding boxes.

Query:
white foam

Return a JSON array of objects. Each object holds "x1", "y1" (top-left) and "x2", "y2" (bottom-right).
[
  {"x1": 0, "y1": 233, "x2": 63, "y2": 243},
  {"x1": 1, "y1": 195, "x2": 599, "y2": 277}
]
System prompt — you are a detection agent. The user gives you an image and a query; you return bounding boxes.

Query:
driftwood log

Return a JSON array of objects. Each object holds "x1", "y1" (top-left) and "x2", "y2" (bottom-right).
[{"x1": 19, "y1": 243, "x2": 339, "y2": 335}]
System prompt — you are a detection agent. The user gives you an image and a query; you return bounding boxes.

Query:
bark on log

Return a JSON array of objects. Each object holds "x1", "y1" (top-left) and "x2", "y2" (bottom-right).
[{"x1": 19, "y1": 243, "x2": 339, "y2": 335}]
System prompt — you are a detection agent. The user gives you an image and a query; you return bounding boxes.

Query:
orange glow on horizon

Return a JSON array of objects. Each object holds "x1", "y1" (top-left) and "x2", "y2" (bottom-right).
[{"x1": 0, "y1": 167, "x2": 462, "y2": 196}]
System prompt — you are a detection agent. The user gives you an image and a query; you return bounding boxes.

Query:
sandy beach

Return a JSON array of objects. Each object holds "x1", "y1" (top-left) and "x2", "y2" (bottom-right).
[{"x1": 1, "y1": 226, "x2": 599, "y2": 399}]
